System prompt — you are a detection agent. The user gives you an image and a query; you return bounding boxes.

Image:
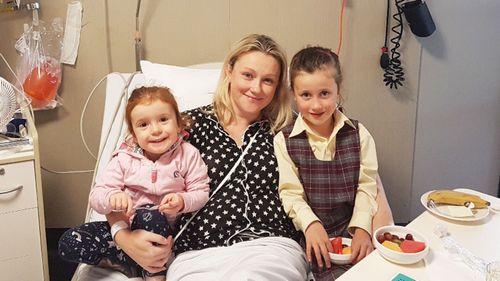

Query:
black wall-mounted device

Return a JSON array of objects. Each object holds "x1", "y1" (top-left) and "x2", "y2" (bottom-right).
[{"x1": 402, "y1": 0, "x2": 436, "y2": 37}]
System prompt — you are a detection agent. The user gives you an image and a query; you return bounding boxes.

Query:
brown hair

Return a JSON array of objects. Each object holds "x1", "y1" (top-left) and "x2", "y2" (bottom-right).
[
  {"x1": 289, "y1": 46, "x2": 343, "y2": 104},
  {"x1": 125, "y1": 86, "x2": 188, "y2": 138},
  {"x1": 212, "y1": 34, "x2": 292, "y2": 133}
]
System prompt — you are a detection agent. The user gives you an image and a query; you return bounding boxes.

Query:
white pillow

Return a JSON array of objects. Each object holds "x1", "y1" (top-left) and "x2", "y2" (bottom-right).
[{"x1": 140, "y1": 60, "x2": 222, "y2": 111}]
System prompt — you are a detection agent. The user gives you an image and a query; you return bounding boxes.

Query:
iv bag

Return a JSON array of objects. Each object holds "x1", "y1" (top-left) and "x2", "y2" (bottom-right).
[{"x1": 16, "y1": 17, "x2": 63, "y2": 109}]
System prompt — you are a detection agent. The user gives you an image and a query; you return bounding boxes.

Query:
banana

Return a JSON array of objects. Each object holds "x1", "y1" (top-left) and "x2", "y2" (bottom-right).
[{"x1": 427, "y1": 190, "x2": 490, "y2": 209}]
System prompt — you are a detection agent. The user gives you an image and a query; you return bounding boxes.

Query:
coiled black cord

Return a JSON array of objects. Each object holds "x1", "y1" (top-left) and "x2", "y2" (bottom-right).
[{"x1": 383, "y1": 0, "x2": 405, "y2": 89}]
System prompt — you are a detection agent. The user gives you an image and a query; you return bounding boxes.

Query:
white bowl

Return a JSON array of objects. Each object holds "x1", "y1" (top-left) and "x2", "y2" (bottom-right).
[
  {"x1": 329, "y1": 237, "x2": 352, "y2": 265},
  {"x1": 373, "y1": 225, "x2": 429, "y2": 264}
]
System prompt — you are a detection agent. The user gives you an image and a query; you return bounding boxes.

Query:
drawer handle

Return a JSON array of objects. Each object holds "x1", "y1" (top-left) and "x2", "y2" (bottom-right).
[{"x1": 0, "y1": 185, "x2": 23, "y2": 195}]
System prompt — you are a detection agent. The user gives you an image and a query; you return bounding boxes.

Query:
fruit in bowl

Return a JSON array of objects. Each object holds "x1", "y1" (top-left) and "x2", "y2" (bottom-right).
[
  {"x1": 329, "y1": 237, "x2": 352, "y2": 265},
  {"x1": 373, "y1": 225, "x2": 429, "y2": 264}
]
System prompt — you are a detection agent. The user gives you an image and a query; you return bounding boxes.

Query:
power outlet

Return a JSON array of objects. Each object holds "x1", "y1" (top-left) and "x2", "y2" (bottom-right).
[{"x1": 391, "y1": 273, "x2": 416, "y2": 281}]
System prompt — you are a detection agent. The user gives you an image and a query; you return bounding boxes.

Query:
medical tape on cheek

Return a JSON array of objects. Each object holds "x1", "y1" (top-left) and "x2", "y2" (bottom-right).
[{"x1": 60, "y1": 1, "x2": 83, "y2": 65}]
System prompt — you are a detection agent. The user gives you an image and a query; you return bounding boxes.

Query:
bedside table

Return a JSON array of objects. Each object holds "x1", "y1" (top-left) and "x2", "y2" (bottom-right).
[{"x1": 0, "y1": 110, "x2": 49, "y2": 280}]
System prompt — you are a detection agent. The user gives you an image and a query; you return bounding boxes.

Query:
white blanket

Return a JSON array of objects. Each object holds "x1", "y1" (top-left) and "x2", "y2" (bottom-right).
[{"x1": 167, "y1": 237, "x2": 309, "y2": 281}]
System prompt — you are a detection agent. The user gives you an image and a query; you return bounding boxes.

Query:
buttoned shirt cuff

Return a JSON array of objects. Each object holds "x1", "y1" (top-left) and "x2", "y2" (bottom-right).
[{"x1": 347, "y1": 211, "x2": 373, "y2": 237}]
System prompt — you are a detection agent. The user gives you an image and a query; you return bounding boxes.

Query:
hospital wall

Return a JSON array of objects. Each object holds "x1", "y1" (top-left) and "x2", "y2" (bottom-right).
[{"x1": 0, "y1": 0, "x2": 498, "y2": 227}]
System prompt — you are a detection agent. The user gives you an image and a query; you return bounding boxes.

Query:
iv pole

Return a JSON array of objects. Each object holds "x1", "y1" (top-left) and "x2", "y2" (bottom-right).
[{"x1": 135, "y1": 0, "x2": 143, "y2": 72}]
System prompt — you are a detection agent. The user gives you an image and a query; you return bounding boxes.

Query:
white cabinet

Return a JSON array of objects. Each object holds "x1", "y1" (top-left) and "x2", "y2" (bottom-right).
[{"x1": 0, "y1": 112, "x2": 49, "y2": 280}]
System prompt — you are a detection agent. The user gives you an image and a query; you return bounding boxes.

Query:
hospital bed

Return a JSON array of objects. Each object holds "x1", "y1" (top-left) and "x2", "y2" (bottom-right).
[
  {"x1": 71, "y1": 61, "x2": 221, "y2": 281},
  {"x1": 70, "y1": 60, "x2": 393, "y2": 281}
]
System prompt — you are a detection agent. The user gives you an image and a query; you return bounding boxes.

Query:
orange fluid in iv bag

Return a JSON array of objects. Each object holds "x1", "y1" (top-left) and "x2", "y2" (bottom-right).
[{"x1": 23, "y1": 63, "x2": 61, "y2": 109}]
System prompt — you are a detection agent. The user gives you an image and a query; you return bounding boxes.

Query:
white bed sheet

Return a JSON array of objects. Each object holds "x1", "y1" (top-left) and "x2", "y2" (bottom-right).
[{"x1": 72, "y1": 63, "x2": 220, "y2": 280}]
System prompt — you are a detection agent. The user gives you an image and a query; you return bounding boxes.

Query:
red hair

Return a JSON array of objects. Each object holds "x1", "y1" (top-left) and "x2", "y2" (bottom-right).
[{"x1": 125, "y1": 86, "x2": 188, "y2": 138}]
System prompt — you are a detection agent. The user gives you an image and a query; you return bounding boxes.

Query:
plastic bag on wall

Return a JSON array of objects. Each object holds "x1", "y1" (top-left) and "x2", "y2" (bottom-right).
[{"x1": 16, "y1": 18, "x2": 64, "y2": 110}]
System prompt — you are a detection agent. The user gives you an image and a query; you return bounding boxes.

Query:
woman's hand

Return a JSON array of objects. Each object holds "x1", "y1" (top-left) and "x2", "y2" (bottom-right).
[
  {"x1": 114, "y1": 229, "x2": 173, "y2": 273},
  {"x1": 350, "y1": 227, "x2": 373, "y2": 263},
  {"x1": 107, "y1": 212, "x2": 172, "y2": 273},
  {"x1": 304, "y1": 221, "x2": 332, "y2": 269},
  {"x1": 159, "y1": 193, "x2": 184, "y2": 215}
]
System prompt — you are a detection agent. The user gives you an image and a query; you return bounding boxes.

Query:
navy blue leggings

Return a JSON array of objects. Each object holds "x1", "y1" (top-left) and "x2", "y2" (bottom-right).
[{"x1": 58, "y1": 204, "x2": 172, "y2": 277}]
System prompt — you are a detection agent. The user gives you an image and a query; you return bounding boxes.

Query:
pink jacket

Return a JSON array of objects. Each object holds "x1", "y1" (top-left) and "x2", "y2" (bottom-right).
[{"x1": 89, "y1": 140, "x2": 209, "y2": 223}]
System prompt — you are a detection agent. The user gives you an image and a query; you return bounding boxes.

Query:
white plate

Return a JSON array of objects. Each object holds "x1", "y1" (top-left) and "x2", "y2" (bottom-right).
[{"x1": 420, "y1": 190, "x2": 490, "y2": 222}]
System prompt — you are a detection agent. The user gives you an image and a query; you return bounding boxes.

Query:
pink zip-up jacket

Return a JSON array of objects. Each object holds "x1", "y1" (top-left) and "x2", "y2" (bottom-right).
[{"x1": 89, "y1": 140, "x2": 210, "y2": 223}]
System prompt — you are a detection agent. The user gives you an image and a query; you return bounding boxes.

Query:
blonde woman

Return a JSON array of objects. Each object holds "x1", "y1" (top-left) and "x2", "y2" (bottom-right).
[{"x1": 108, "y1": 34, "x2": 309, "y2": 281}]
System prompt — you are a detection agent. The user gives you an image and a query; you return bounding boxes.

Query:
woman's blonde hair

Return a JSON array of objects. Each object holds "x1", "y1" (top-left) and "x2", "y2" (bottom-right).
[{"x1": 212, "y1": 34, "x2": 292, "y2": 133}]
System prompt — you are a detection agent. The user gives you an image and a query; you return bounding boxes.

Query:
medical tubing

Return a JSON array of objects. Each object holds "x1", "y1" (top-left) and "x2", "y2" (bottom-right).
[
  {"x1": 41, "y1": 166, "x2": 93, "y2": 174},
  {"x1": 0, "y1": 52, "x2": 34, "y2": 118},
  {"x1": 383, "y1": 0, "x2": 405, "y2": 89},
  {"x1": 173, "y1": 128, "x2": 260, "y2": 243},
  {"x1": 441, "y1": 236, "x2": 487, "y2": 274},
  {"x1": 79, "y1": 73, "x2": 114, "y2": 160},
  {"x1": 80, "y1": 72, "x2": 133, "y2": 161},
  {"x1": 336, "y1": 0, "x2": 345, "y2": 55},
  {"x1": 434, "y1": 224, "x2": 487, "y2": 275},
  {"x1": 40, "y1": 72, "x2": 132, "y2": 175},
  {"x1": 85, "y1": 72, "x2": 139, "y2": 220},
  {"x1": 224, "y1": 147, "x2": 272, "y2": 245}
]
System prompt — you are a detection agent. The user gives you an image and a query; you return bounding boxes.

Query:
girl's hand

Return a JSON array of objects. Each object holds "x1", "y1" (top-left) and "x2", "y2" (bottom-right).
[
  {"x1": 304, "y1": 221, "x2": 332, "y2": 269},
  {"x1": 114, "y1": 228, "x2": 173, "y2": 273},
  {"x1": 350, "y1": 227, "x2": 373, "y2": 263},
  {"x1": 159, "y1": 193, "x2": 184, "y2": 215},
  {"x1": 110, "y1": 191, "x2": 133, "y2": 216}
]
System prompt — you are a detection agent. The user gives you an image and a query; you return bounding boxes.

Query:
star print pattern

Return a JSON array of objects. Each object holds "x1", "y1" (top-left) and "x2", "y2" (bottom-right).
[
  {"x1": 58, "y1": 205, "x2": 172, "y2": 277},
  {"x1": 174, "y1": 105, "x2": 297, "y2": 253}
]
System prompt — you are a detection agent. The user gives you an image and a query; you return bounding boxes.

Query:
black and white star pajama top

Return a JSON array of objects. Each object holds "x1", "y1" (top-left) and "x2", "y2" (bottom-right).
[{"x1": 174, "y1": 105, "x2": 297, "y2": 254}]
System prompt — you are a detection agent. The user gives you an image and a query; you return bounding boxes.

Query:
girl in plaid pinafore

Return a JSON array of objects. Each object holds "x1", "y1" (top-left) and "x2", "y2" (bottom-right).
[{"x1": 274, "y1": 47, "x2": 379, "y2": 280}]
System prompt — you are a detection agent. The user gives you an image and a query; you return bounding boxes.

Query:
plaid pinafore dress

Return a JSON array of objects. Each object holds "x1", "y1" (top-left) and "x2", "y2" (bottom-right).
[{"x1": 282, "y1": 120, "x2": 360, "y2": 280}]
